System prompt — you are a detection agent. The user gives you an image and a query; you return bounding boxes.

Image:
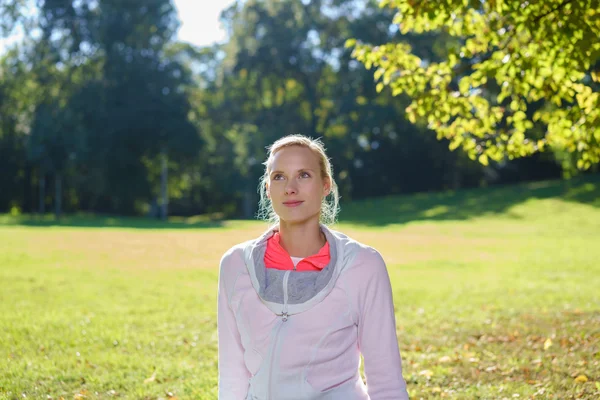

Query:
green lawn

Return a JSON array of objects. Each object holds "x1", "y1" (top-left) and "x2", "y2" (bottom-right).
[{"x1": 1, "y1": 175, "x2": 599, "y2": 399}]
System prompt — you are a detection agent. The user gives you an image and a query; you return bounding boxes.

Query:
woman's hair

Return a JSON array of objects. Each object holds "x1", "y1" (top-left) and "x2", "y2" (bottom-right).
[{"x1": 257, "y1": 134, "x2": 340, "y2": 226}]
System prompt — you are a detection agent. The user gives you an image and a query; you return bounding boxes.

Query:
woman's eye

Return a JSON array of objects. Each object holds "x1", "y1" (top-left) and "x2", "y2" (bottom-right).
[
  {"x1": 273, "y1": 174, "x2": 283, "y2": 180},
  {"x1": 300, "y1": 172, "x2": 310, "y2": 178}
]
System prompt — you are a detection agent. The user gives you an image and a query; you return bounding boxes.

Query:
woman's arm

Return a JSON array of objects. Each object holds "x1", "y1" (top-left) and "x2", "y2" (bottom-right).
[
  {"x1": 218, "y1": 250, "x2": 251, "y2": 399},
  {"x1": 356, "y1": 248, "x2": 409, "y2": 400}
]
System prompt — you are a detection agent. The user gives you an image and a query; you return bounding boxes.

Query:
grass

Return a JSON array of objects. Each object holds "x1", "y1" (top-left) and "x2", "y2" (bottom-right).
[{"x1": 1, "y1": 175, "x2": 599, "y2": 399}]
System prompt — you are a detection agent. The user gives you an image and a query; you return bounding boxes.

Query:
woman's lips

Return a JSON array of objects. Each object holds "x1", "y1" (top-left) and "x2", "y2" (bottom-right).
[{"x1": 283, "y1": 201, "x2": 304, "y2": 207}]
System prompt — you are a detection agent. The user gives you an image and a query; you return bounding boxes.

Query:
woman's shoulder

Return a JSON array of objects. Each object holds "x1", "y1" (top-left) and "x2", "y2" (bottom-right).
[
  {"x1": 348, "y1": 242, "x2": 386, "y2": 271},
  {"x1": 328, "y1": 230, "x2": 386, "y2": 274},
  {"x1": 337, "y1": 241, "x2": 391, "y2": 298},
  {"x1": 327, "y1": 226, "x2": 382, "y2": 255},
  {"x1": 218, "y1": 240, "x2": 255, "y2": 293},
  {"x1": 220, "y1": 238, "x2": 255, "y2": 268}
]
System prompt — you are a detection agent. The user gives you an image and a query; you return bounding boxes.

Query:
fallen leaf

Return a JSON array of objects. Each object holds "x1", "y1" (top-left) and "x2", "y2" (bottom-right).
[
  {"x1": 73, "y1": 389, "x2": 89, "y2": 399},
  {"x1": 543, "y1": 338, "x2": 552, "y2": 350},
  {"x1": 419, "y1": 369, "x2": 433, "y2": 378},
  {"x1": 144, "y1": 372, "x2": 156, "y2": 384},
  {"x1": 574, "y1": 375, "x2": 588, "y2": 383},
  {"x1": 438, "y1": 355, "x2": 452, "y2": 363}
]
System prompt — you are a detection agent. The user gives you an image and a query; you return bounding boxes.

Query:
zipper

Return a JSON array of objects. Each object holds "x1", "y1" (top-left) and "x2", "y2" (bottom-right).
[
  {"x1": 267, "y1": 270, "x2": 291, "y2": 399},
  {"x1": 266, "y1": 320, "x2": 284, "y2": 400},
  {"x1": 281, "y1": 270, "x2": 290, "y2": 321}
]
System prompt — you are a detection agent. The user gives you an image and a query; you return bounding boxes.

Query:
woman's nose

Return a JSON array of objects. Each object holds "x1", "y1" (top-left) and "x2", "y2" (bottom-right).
[{"x1": 285, "y1": 182, "x2": 297, "y2": 195}]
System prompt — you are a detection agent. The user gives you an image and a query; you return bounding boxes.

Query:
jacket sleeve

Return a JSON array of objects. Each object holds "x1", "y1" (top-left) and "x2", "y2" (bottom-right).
[
  {"x1": 218, "y1": 249, "x2": 251, "y2": 399},
  {"x1": 356, "y1": 248, "x2": 409, "y2": 400}
]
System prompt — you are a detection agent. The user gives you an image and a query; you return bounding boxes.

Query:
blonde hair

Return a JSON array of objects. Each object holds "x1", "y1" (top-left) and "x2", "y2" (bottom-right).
[{"x1": 257, "y1": 134, "x2": 340, "y2": 226}]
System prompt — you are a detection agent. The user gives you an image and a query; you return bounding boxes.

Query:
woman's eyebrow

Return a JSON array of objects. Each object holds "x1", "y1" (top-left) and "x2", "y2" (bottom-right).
[{"x1": 270, "y1": 168, "x2": 315, "y2": 175}]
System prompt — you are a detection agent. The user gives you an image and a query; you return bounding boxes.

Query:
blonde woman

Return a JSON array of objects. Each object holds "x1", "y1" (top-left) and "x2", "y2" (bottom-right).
[{"x1": 218, "y1": 135, "x2": 409, "y2": 399}]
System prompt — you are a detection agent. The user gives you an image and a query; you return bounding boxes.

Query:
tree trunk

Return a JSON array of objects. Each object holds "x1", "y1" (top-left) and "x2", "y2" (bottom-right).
[
  {"x1": 303, "y1": 76, "x2": 318, "y2": 137},
  {"x1": 243, "y1": 188, "x2": 253, "y2": 219},
  {"x1": 160, "y1": 149, "x2": 168, "y2": 221},
  {"x1": 24, "y1": 165, "x2": 33, "y2": 213},
  {"x1": 39, "y1": 168, "x2": 46, "y2": 214},
  {"x1": 55, "y1": 172, "x2": 62, "y2": 219},
  {"x1": 451, "y1": 167, "x2": 461, "y2": 190}
]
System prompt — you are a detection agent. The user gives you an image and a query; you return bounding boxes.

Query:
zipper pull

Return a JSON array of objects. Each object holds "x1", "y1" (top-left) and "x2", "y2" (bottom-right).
[{"x1": 281, "y1": 312, "x2": 288, "y2": 322}]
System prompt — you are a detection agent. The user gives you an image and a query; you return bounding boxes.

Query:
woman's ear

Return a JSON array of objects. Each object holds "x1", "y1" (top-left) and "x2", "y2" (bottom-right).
[
  {"x1": 323, "y1": 178, "x2": 331, "y2": 197},
  {"x1": 266, "y1": 183, "x2": 270, "y2": 199}
]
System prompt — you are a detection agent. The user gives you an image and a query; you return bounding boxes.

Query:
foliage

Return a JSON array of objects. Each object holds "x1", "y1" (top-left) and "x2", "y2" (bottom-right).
[
  {"x1": 1, "y1": 0, "x2": 201, "y2": 214},
  {"x1": 348, "y1": 0, "x2": 600, "y2": 170},
  {"x1": 194, "y1": 0, "x2": 488, "y2": 215},
  {"x1": 1, "y1": 0, "x2": 585, "y2": 217}
]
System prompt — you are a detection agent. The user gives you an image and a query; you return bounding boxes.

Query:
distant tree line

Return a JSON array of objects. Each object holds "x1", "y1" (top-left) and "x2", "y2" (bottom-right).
[{"x1": 1, "y1": 0, "x2": 595, "y2": 219}]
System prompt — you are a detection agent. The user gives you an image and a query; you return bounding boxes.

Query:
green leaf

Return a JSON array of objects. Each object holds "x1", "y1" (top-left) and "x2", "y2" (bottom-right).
[
  {"x1": 459, "y1": 78, "x2": 470, "y2": 95},
  {"x1": 478, "y1": 154, "x2": 489, "y2": 166},
  {"x1": 513, "y1": 111, "x2": 526, "y2": 122}
]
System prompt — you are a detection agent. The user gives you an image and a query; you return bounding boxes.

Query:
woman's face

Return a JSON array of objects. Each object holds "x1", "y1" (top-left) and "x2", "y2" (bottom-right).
[{"x1": 266, "y1": 145, "x2": 330, "y2": 225}]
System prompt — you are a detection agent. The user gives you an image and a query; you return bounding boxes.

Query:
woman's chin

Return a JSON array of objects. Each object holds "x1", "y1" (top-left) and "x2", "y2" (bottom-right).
[{"x1": 278, "y1": 212, "x2": 320, "y2": 225}]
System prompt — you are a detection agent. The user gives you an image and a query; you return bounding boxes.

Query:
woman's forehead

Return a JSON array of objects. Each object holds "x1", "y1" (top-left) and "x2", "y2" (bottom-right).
[{"x1": 270, "y1": 146, "x2": 319, "y2": 170}]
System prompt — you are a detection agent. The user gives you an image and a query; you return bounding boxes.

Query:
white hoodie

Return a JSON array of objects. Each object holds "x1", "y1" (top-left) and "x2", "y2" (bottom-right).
[{"x1": 218, "y1": 224, "x2": 409, "y2": 399}]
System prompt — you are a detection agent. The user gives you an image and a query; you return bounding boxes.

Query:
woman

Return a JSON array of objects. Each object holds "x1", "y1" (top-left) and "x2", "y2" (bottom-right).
[{"x1": 218, "y1": 135, "x2": 409, "y2": 399}]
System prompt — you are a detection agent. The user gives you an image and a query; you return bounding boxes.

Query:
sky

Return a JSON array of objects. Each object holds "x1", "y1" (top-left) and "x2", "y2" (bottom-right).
[
  {"x1": 0, "y1": 0, "x2": 236, "y2": 54},
  {"x1": 175, "y1": 0, "x2": 236, "y2": 47}
]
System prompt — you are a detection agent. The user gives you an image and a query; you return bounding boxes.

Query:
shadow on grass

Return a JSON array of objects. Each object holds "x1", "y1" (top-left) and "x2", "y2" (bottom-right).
[
  {"x1": 0, "y1": 213, "x2": 229, "y2": 230},
  {"x1": 339, "y1": 173, "x2": 600, "y2": 227}
]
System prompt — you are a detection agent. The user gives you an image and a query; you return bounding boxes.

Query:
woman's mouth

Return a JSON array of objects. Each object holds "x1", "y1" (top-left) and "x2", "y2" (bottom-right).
[{"x1": 283, "y1": 201, "x2": 304, "y2": 207}]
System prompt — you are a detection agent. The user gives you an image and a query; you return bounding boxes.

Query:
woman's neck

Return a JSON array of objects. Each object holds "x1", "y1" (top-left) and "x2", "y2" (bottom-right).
[{"x1": 277, "y1": 219, "x2": 326, "y2": 258}]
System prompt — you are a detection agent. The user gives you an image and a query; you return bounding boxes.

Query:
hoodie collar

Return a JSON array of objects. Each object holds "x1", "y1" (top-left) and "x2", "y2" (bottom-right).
[{"x1": 243, "y1": 223, "x2": 345, "y2": 315}]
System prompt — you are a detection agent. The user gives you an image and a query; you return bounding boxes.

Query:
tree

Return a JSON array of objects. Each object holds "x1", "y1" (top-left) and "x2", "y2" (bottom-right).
[
  {"x1": 25, "y1": 0, "x2": 100, "y2": 217},
  {"x1": 0, "y1": 47, "x2": 35, "y2": 213},
  {"x1": 95, "y1": 0, "x2": 200, "y2": 216},
  {"x1": 348, "y1": 0, "x2": 600, "y2": 171}
]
